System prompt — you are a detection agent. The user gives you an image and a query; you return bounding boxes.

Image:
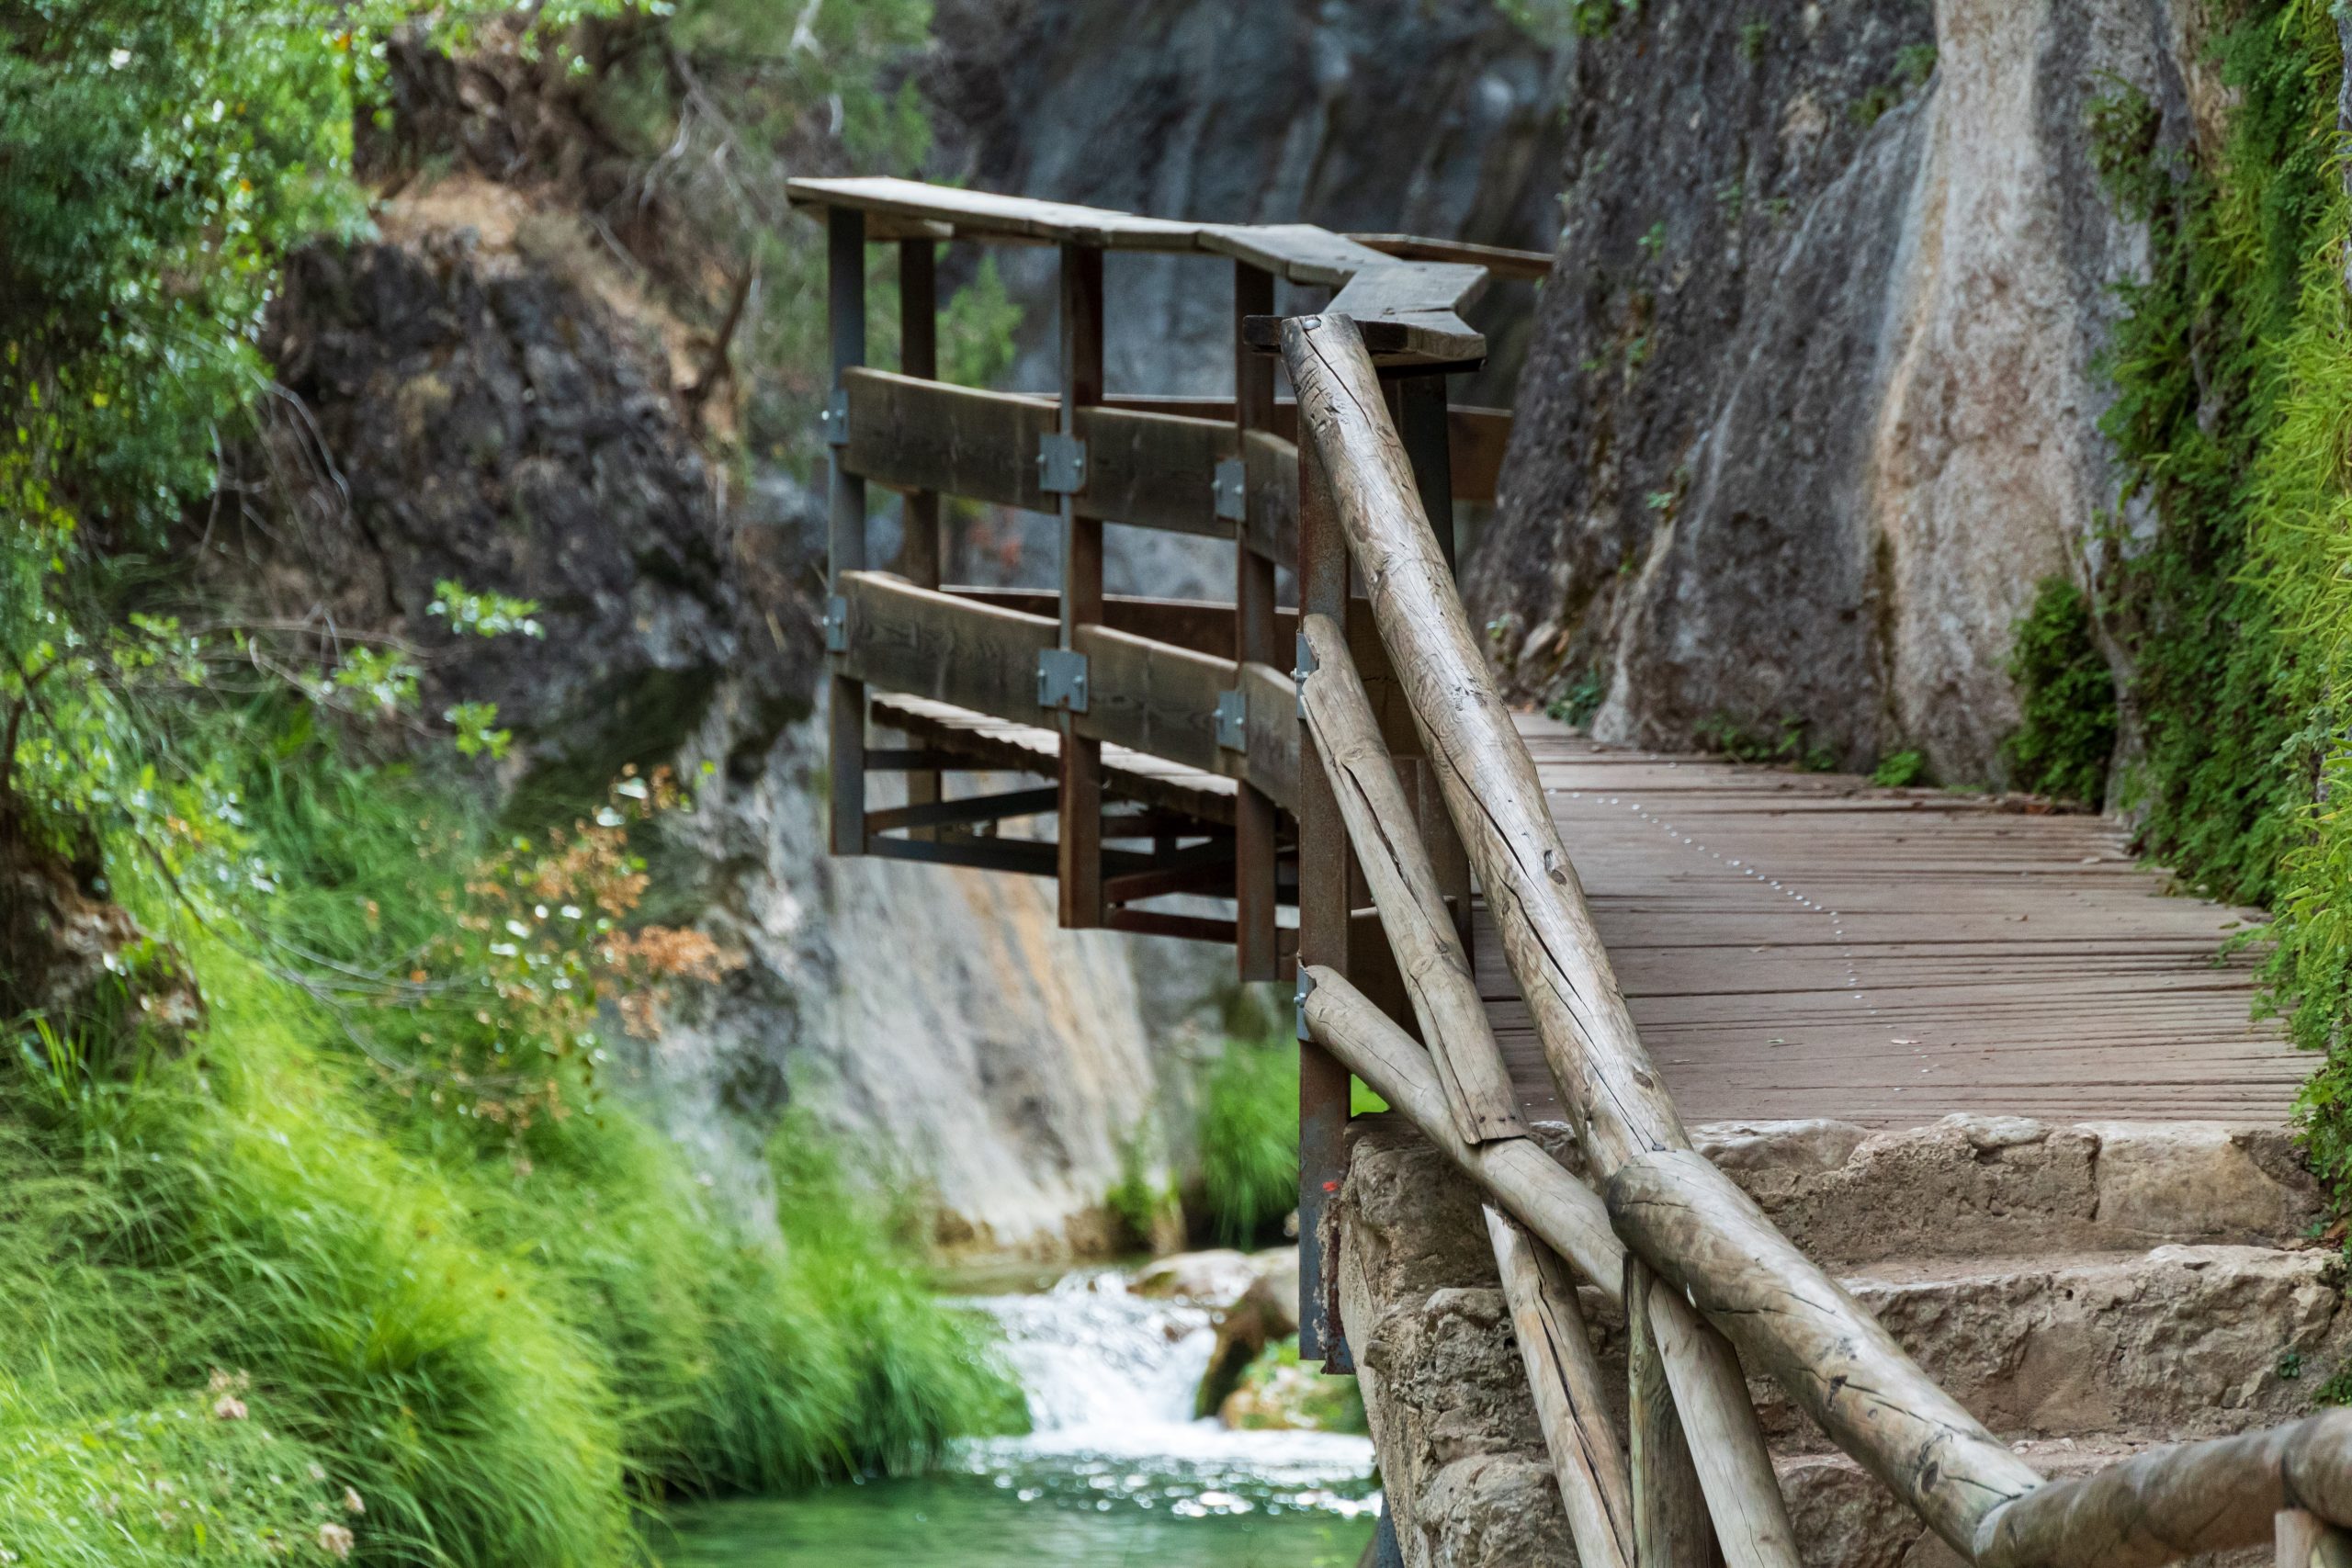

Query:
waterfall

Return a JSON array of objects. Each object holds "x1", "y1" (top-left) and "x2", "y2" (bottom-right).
[{"x1": 950, "y1": 1269, "x2": 1378, "y2": 1517}]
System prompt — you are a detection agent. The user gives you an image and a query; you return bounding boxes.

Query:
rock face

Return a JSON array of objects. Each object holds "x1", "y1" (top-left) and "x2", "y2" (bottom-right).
[
  {"x1": 1340, "y1": 1114, "x2": 2332, "y2": 1568},
  {"x1": 921, "y1": 0, "x2": 1569, "y2": 599},
  {"x1": 1472, "y1": 0, "x2": 2201, "y2": 781},
  {"x1": 199, "y1": 204, "x2": 1190, "y2": 1252}
]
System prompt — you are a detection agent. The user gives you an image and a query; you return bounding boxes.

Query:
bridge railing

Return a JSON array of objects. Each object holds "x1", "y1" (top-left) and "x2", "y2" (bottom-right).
[{"x1": 1280, "y1": 307, "x2": 2352, "y2": 1568}]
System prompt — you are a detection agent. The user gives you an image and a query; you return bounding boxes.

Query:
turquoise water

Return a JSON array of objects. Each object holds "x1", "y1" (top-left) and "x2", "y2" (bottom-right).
[
  {"x1": 657, "y1": 1472, "x2": 1372, "y2": 1567},
  {"x1": 659, "y1": 1268, "x2": 1378, "y2": 1567}
]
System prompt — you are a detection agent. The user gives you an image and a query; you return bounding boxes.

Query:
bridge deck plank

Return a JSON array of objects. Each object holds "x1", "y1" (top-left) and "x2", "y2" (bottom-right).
[{"x1": 1487, "y1": 722, "x2": 2301, "y2": 1127}]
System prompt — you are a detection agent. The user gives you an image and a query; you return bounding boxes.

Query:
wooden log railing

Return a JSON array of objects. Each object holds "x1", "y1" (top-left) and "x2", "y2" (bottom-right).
[{"x1": 1277, "y1": 306, "x2": 2352, "y2": 1568}]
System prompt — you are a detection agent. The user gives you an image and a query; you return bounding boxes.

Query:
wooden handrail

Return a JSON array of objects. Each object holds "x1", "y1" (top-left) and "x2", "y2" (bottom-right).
[{"x1": 1277, "y1": 306, "x2": 2352, "y2": 1568}]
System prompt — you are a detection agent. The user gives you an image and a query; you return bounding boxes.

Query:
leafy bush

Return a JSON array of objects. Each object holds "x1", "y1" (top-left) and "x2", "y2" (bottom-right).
[
  {"x1": 2001, "y1": 578, "x2": 2118, "y2": 804},
  {"x1": 1195, "y1": 1036, "x2": 1299, "y2": 1247}
]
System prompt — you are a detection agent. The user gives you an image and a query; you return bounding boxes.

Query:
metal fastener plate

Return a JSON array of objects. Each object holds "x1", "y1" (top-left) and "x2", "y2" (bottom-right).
[
  {"x1": 1037, "y1": 433, "x2": 1088, "y2": 495},
  {"x1": 818, "y1": 388, "x2": 850, "y2": 448},
  {"x1": 1036, "y1": 647, "x2": 1091, "y2": 713},
  {"x1": 1294, "y1": 630, "x2": 1318, "y2": 716},
  {"x1": 1213, "y1": 457, "x2": 1247, "y2": 523},
  {"x1": 1295, "y1": 965, "x2": 1317, "y2": 1041},
  {"x1": 822, "y1": 593, "x2": 850, "y2": 654},
  {"x1": 1216, "y1": 689, "x2": 1247, "y2": 750}
]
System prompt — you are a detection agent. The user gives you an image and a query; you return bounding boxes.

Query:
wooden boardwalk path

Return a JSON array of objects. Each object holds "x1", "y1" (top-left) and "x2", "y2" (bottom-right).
[{"x1": 1487, "y1": 722, "x2": 2301, "y2": 1127}]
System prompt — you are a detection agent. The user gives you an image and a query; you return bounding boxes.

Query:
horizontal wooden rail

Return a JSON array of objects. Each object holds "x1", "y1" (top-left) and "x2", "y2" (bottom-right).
[{"x1": 833, "y1": 572, "x2": 1297, "y2": 809}]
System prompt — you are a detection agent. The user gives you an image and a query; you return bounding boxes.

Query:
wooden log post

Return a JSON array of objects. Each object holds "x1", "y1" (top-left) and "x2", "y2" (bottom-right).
[
  {"x1": 1393, "y1": 373, "x2": 1475, "y2": 959},
  {"x1": 827, "y1": 205, "x2": 868, "y2": 857},
  {"x1": 897, "y1": 237, "x2": 943, "y2": 840},
  {"x1": 1301, "y1": 966, "x2": 1794, "y2": 1568},
  {"x1": 1295, "y1": 423, "x2": 1353, "y2": 1368},
  {"x1": 1233, "y1": 260, "x2": 1282, "y2": 982},
  {"x1": 1973, "y1": 1411, "x2": 2352, "y2": 1568},
  {"x1": 1280, "y1": 310, "x2": 1680, "y2": 1175},
  {"x1": 1487, "y1": 1206, "x2": 1637, "y2": 1568},
  {"x1": 1298, "y1": 611, "x2": 1520, "y2": 1144},
  {"x1": 2281, "y1": 1511, "x2": 2352, "y2": 1568},
  {"x1": 1056, "y1": 243, "x2": 1105, "y2": 927},
  {"x1": 1282, "y1": 312, "x2": 1801, "y2": 1568},
  {"x1": 1627, "y1": 1254, "x2": 1713, "y2": 1568},
  {"x1": 1610, "y1": 1149, "x2": 2043, "y2": 1556}
]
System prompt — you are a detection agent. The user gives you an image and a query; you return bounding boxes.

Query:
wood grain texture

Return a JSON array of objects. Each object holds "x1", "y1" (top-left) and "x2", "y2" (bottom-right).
[
  {"x1": 1973, "y1": 1412, "x2": 2352, "y2": 1568},
  {"x1": 1283, "y1": 309, "x2": 1685, "y2": 1175},
  {"x1": 1610, "y1": 1148, "x2": 2042, "y2": 1556},
  {"x1": 1627, "y1": 1254, "x2": 1712, "y2": 1568},
  {"x1": 1487, "y1": 1206, "x2": 1635, "y2": 1568},
  {"x1": 1300, "y1": 613, "x2": 1522, "y2": 1143}
]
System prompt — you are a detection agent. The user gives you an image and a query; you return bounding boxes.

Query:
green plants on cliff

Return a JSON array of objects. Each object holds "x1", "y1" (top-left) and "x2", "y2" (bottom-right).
[
  {"x1": 2001, "y1": 577, "x2": 2118, "y2": 804},
  {"x1": 2080, "y1": 3, "x2": 2352, "y2": 1188},
  {"x1": 1195, "y1": 1033, "x2": 1301, "y2": 1247}
]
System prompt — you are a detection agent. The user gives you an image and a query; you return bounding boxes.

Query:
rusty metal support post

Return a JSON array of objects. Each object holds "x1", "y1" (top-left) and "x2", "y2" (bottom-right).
[
  {"x1": 1296, "y1": 424, "x2": 1352, "y2": 1371},
  {"x1": 1396, "y1": 373, "x2": 1474, "y2": 959},
  {"x1": 1234, "y1": 261, "x2": 1282, "y2": 981},
  {"x1": 897, "y1": 238, "x2": 943, "y2": 838},
  {"x1": 1057, "y1": 243, "x2": 1106, "y2": 927},
  {"x1": 826, "y1": 206, "x2": 868, "y2": 857}
]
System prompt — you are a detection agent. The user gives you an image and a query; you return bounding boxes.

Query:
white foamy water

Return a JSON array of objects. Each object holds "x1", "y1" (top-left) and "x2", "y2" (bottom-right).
[{"x1": 949, "y1": 1268, "x2": 1378, "y2": 1518}]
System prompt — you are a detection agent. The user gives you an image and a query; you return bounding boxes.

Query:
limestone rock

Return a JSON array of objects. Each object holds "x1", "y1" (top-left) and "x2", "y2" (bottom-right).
[{"x1": 1472, "y1": 0, "x2": 2199, "y2": 784}]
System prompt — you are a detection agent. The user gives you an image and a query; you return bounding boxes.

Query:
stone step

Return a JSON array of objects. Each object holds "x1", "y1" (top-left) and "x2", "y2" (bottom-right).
[
  {"x1": 1340, "y1": 1112, "x2": 2337, "y2": 1568},
  {"x1": 1756, "y1": 1244, "x2": 2348, "y2": 1449},
  {"x1": 1694, "y1": 1115, "x2": 2321, "y2": 1265}
]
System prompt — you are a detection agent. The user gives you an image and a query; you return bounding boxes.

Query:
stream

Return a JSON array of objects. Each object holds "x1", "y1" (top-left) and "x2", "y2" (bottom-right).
[{"x1": 656, "y1": 1265, "x2": 1380, "y2": 1566}]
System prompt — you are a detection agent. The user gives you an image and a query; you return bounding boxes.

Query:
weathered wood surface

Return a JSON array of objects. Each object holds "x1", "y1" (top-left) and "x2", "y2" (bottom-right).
[
  {"x1": 1487, "y1": 727, "x2": 2299, "y2": 1125},
  {"x1": 1303, "y1": 966, "x2": 1798, "y2": 1568},
  {"x1": 1283, "y1": 310, "x2": 1686, "y2": 1175},
  {"x1": 1611, "y1": 1147, "x2": 2042, "y2": 1554},
  {"x1": 1973, "y1": 1411, "x2": 2352, "y2": 1568},
  {"x1": 1626, "y1": 1254, "x2": 1713, "y2": 1568},
  {"x1": 867, "y1": 694, "x2": 1239, "y2": 827},
  {"x1": 2278, "y1": 1510, "x2": 2352, "y2": 1568},
  {"x1": 1348, "y1": 232, "x2": 1555, "y2": 280},
  {"x1": 838, "y1": 578, "x2": 1296, "y2": 810},
  {"x1": 842, "y1": 369, "x2": 1240, "y2": 537},
  {"x1": 1486, "y1": 1206, "x2": 1635, "y2": 1568},
  {"x1": 786, "y1": 175, "x2": 1205, "y2": 250},
  {"x1": 1299, "y1": 612, "x2": 1522, "y2": 1144}
]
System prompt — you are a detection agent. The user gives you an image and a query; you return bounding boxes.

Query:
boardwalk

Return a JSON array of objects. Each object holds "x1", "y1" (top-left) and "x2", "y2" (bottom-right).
[{"x1": 1487, "y1": 721, "x2": 2302, "y2": 1127}]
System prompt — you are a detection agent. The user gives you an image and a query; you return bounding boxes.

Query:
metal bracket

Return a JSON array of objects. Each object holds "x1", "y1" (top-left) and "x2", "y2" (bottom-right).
[
  {"x1": 1294, "y1": 630, "x2": 1318, "y2": 717},
  {"x1": 822, "y1": 593, "x2": 850, "y2": 654},
  {"x1": 1215, "y1": 689, "x2": 1247, "y2": 751},
  {"x1": 1295, "y1": 965, "x2": 1317, "y2": 1042},
  {"x1": 1037, "y1": 433, "x2": 1088, "y2": 495},
  {"x1": 1213, "y1": 457, "x2": 1247, "y2": 523},
  {"x1": 817, "y1": 388, "x2": 850, "y2": 449},
  {"x1": 1036, "y1": 647, "x2": 1091, "y2": 713}
]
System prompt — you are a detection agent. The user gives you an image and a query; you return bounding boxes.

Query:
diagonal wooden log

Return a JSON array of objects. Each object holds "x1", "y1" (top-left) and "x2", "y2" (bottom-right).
[
  {"x1": 1610, "y1": 1149, "x2": 2042, "y2": 1555},
  {"x1": 1487, "y1": 1206, "x2": 1637, "y2": 1568},
  {"x1": 1302, "y1": 968, "x2": 1795, "y2": 1568},
  {"x1": 1284, "y1": 312, "x2": 1800, "y2": 1568},
  {"x1": 2278, "y1": 1510, "x2": 2352, "y2": 1568},
  {"x1": 1302, "y1": 965, "x2": 1620, "y2": 1293},
  {"x1": 1281, "y1": 310, "x2": 1682, "y2": 1177},
  {"x1": 1972, "y1": 1412, "x2": 2352, "y2": 1568},
  {"x1": 1628, "y1": 1254, "x2": 1713, "y2": 1568},
  {"x1": 1299, "y1": 610, "x2": 1522, "y2": 1144}
]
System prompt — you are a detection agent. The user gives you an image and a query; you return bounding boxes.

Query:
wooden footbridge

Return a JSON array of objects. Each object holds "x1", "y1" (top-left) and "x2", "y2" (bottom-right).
[{"x1": 791, "y1": 175, "x2": 2341, "y2": 1568}]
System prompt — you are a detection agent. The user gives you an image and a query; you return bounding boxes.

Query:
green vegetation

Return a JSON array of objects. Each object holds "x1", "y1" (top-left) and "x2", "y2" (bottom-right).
[
  {"x1": 1218, "y1": 1339, "x2": 1369, "y2": 1435},
  {"x1": 1696, "y1": 713, "x2": 1838, "y2": 773},
  {"x1": 0, "y1": 3, "x2": 1024, "y2": 1564},
  {"x1": 1547, "y1": 668, "x2": 1609, "y2": 728},
  {"x1": 2001, "y1": 577, "x2": 2119, "y2": 804},
  {"x1": 2075, "y1": 4, "x2": 2352, "y2": 1190},
  {"x1": 1194, "y1": 1035, "x2": 1302, "y2": 1247},
  {"x1": 1871, "y1": 750, "x2": 1928, "y2": 789}
]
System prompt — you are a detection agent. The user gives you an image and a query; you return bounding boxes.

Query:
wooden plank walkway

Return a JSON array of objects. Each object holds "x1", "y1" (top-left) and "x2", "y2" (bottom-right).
[{"x1": 1483, "y1": 721, "x2": 2305, "y2": 1127}]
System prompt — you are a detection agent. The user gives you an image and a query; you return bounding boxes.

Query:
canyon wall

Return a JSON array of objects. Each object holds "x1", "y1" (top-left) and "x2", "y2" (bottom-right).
[{"x1": 1471, "y1": 0, "x2": 2205, "y2": 782}]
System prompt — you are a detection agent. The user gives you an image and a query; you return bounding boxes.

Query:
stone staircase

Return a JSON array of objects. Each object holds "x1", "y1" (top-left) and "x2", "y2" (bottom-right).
[{"x1": 1338, "y1": 1114, "x2": 2346, "y2": 1568}]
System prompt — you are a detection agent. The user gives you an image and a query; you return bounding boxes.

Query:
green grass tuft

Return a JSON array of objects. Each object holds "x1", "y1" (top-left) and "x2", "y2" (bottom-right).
[{"x1": 2002, "y1": 578, "x2": 2119, "y2": 804}]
